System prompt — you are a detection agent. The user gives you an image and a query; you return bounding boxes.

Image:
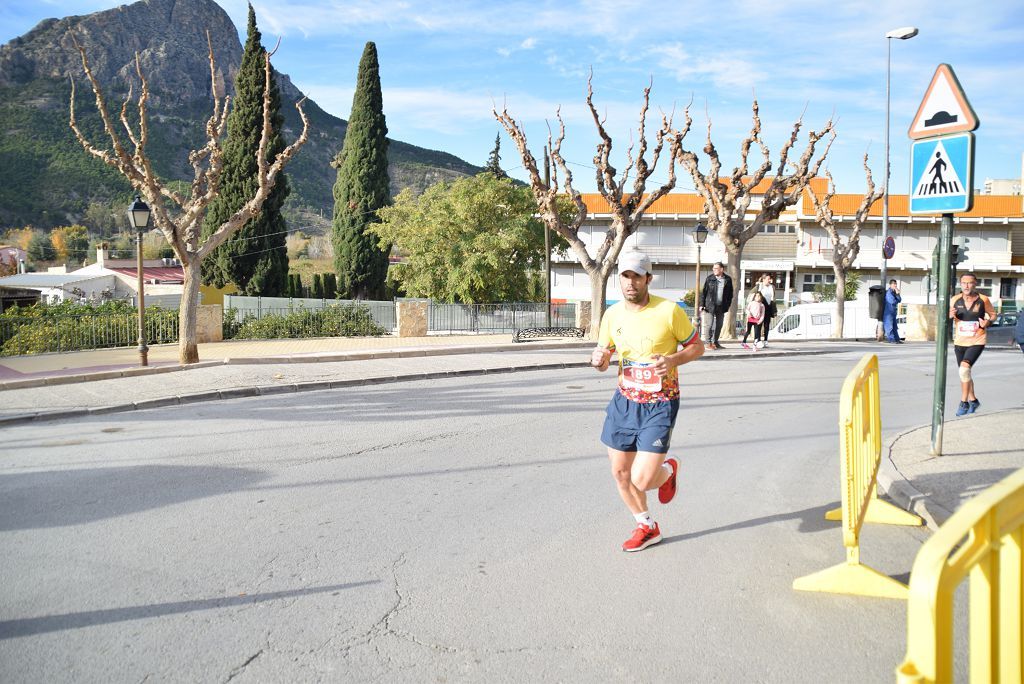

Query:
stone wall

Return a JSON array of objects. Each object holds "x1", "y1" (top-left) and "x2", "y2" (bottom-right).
[
  {"x1": 397, "y1": 299, "x2": 428, "y2": 337},
  {"x1": 196, "y1": 304, "x2": 223, "y2": 343},
  {"x1": 904, "y1": 304, "x2": 936, "y2": 341}
]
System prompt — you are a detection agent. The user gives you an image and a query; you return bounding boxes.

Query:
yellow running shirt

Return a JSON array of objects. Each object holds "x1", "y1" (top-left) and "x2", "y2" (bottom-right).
[{"x1": 597, "y1": 295, "x2": 697, "y2": 403}]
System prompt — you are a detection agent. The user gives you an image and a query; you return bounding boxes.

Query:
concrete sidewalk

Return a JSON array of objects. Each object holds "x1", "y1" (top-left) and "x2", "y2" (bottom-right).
[
  {"x1": 879, "y1": 407, "x2": 1024, "y2": 529},
  {"x1": 1, "y1": 335, "x2": 1020, "y2": 531}
]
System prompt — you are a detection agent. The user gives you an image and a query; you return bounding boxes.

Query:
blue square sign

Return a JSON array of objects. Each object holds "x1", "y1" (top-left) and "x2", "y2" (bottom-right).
[{"x1": 909, "y1": 132, "x2": 974, "y2": 214}]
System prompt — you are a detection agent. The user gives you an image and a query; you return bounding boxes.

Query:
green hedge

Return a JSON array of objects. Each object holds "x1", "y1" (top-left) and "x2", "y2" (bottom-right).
[
  {"x1": 224, "y1": 303, "x2": 387, "y2": 340},
  {"x1": 0, "y1": 300, "x2": 178, "y2": 356}
]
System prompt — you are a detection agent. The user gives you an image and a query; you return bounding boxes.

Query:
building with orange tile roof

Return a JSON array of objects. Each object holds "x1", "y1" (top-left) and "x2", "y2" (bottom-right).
[{"x1": 552, "y1": 179, "x2": 1024, "y2": 309}]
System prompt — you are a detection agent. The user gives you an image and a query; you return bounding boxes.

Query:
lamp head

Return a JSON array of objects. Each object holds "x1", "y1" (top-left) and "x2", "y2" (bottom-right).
[
  {"x1": 885, "y1": 27, "x2": 919, "y2": 40},
  {"x1": 127, "y1": 195, "x2": 151, "y2": 232},
  {"x1": 693, "y1": 223, "x2": 709, "y2": 245}
]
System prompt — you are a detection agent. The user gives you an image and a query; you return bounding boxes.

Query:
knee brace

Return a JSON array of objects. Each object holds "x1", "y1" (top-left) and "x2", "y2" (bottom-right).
[{"x1": 958, "y1": 364, "x2": 972, "y2": 383}]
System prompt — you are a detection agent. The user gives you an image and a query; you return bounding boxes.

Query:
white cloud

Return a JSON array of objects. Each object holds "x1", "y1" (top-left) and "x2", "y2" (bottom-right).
[{"x1": 520, "y1": 37, "x2": 537, "y2": 49}]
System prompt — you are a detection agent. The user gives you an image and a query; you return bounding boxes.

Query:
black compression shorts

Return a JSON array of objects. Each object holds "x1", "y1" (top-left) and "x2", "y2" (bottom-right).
[{"x1": 954, "y1": 344, "x2": 984, "y2": 366}]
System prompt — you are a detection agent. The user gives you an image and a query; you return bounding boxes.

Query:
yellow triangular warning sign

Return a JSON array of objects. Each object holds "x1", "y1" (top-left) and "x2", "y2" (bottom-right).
[{"x1": 909, "y1": 64, "x2": 978, "y2": 139}]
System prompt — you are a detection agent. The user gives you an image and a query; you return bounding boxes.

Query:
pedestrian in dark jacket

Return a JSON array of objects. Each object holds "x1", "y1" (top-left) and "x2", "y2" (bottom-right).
[
  {"x1": 699, "y1": 262, "x2": 734, "y2": 349},
  {"x1": 1015, "y1": 311, "x2": 1024, "y2": 355}
]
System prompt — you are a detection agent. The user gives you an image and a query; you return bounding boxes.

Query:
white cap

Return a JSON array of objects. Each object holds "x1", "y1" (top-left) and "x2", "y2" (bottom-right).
[{"x1": 617, "y1": 250, "x2": 652, "y2": 276}]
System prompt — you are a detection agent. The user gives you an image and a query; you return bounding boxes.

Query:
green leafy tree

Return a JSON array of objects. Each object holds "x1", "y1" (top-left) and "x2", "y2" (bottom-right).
[
  {"x1": 201, "y1": 4, "x2": 290, "y2": 296},
  {"x1": 331, "y1": 41, "x2": 390, "y2": 300},
  {"x1": 372, "y1": 173, "x2": 549, "y2": 303},
  {"x1": 484, "y1": 134, "x2": 506, "y2": 179},
  {"x1": 27, "y1": 230, "x2": 55, "y2": 263}
]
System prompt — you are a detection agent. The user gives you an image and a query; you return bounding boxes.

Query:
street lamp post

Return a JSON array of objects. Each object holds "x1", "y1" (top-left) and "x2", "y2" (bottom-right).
[
  {"x1": 692, "y1": 223, "x2": 709, "y2": 335},
  {"x1": 127, "y1": 196, "x2": 151, "y2": 367},
  {"x1": 880, "y1": 26, "x2": 919, "y2": 300}
]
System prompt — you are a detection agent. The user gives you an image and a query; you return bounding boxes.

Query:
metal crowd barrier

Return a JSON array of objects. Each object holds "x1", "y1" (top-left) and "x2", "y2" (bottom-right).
[
  {"x1": 897, "y1": 467, "x2": 1024, "y2": 683},
  {"x1": 793, "y1": 353, "x2": 923, "y2": 599}
]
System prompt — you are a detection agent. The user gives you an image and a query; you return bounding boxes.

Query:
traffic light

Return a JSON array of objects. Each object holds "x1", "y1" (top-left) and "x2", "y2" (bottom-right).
[{"x1": 951, "y1": 236, "x2": 970, "y2": 265}]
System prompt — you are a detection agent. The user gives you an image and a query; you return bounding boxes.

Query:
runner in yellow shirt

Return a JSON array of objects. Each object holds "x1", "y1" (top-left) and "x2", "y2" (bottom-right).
[
  {"x1": 949, "y1": 272, "x2": 996, "y2": 416},
  {"x1": 590, "y1": 251, "x2": 704, "y2": 552}
]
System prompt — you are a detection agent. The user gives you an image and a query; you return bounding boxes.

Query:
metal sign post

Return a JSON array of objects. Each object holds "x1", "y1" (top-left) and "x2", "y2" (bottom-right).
[
  {"x1": 907, "y1": 63, "x2": 978, "y2": 457},
  {"x1": 930, "y1": 214, "x2": 954, "y2": 455}
]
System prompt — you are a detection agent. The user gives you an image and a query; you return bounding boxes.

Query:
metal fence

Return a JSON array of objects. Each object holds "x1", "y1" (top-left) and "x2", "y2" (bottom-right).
[
  {"x1": 0, "y1": 311, "x2": 178, "y2": 356},
  {"x1": 428, "y1": 302, "x2": 576, "y2": 334},
  {"x1": 223, "y1": 296, "x2": 396, "y2": 333}
]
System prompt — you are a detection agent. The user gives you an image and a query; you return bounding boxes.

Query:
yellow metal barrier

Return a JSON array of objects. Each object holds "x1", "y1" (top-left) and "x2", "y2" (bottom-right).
[
  {"x1": 897, "y1": 467, "x2": 1024, "y2": 683},
  {"x1": 794, "y1": 353, "x2": 923, "y2": 599}
]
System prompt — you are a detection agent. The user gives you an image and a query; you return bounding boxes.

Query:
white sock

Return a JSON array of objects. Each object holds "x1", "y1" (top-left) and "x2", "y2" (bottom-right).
[
  {"x1": 633, "y1": 511, "x2": 654, "y2": 528},
  {"x1": 661, "y1": 461, "x2": 673, "y2": 477}
]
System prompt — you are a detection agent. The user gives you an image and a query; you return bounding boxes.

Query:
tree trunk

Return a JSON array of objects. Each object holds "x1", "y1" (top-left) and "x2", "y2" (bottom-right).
[
  {"x1": 723, "y1": 243, "x2": 744, "y2": 339},
  {"x1": 833, "y1": 267, "x2": 847, "y2": 339},
  {"x1": 178, "y1": 257, "x2": 202, "y2": 364},
  {"x1": 588, "y1": 271, "x2": 609, "y2": 340}
]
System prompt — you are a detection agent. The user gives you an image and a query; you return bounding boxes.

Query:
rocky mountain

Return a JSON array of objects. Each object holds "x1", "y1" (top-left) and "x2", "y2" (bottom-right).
[{"x1": 0, "y1": 0, "x2": 482, "y2": 229}]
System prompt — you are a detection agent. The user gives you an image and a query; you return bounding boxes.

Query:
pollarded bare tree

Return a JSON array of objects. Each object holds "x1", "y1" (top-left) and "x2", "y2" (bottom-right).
[
  {"x1": 807, "y1": 156, "x2": 884, "y2": 338},
  {"x1": 494, "y1": 74, "x2": 683, "y2": 336},
  {"x1": 668, "y1": 102, "x2": 835, "y2": 338},
  {"x1": 68, "y1": 34, "x2": 309, "y2": 364}
]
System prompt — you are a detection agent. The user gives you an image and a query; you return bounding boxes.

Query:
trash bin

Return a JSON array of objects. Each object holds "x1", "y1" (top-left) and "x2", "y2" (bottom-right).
[{"x1": 868, "y1": 285, "x2": 885, "y2": 320}]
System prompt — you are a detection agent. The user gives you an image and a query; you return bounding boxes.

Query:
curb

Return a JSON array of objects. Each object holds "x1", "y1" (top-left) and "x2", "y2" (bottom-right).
[
  {"x1": 0, "y1": 340, "x2": 592, "y2": 391},
  {"x1": 0, "y1": 360, "x2": 593, "y2": 427},
  {"x1": 0, "y1": 344, "x2": 852, "y2": 427},
  {"x1": 876, "y1": 428, "x2": 954, "y2": 532}
]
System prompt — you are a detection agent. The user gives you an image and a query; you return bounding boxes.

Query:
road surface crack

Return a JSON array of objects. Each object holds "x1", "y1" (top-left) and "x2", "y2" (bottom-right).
[{"x1": 224, "y1": 649, "x2": 262, "y2": 682}]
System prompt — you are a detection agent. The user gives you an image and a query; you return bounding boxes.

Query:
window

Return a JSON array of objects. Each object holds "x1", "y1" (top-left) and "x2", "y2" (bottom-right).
[
  {"x1": 779, "y1": 313, "x2": 800, "y2": 333},
  {"x1": 1001, "y1": 278, "x2": 1017, "y2": 299},
  {"x1": 811, "y1": 314, "x2": 831, "y2": 326},
  {"x1": 760, "y1": 224, "x2": 796, "y2": 234},
  {"x1": 801, "y1": 273, "x2": 835, "y2": 293}
]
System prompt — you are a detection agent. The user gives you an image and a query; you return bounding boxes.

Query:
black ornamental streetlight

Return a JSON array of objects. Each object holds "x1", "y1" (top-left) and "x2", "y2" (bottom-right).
[
  {"x1": 692, "y1": 223, "x2": 709, "y2": 337},
  {"x1": 127, "y1": 195, "x2": 151, "y2": 367}
]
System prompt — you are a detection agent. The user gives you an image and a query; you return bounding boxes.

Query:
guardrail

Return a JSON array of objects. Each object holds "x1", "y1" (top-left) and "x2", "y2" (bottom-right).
[
  {"x1": 896, "y1": 467, "x2": 1024, "y2": 683},
  {"x1": 793, "y1": 353, "x2": 923, "y2": 599}
]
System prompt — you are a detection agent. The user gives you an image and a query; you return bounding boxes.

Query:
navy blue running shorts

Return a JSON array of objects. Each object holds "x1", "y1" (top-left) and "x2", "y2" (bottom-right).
[{"x1": 600, "y1": 391, "x2": 680, "y2": 454}]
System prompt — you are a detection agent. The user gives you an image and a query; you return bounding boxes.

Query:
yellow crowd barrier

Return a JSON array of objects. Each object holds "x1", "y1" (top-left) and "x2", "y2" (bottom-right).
[
  {"x1": 793, "y1": 353, "x2": 923, "y2": 599},
  {"x1": 897, "y1": 467, "x2": 1024, "y2": 683}
]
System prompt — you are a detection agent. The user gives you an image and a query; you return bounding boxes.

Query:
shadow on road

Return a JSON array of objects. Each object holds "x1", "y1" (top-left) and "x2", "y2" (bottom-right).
[
  {"x1": 0, "y1": 581, "x2": 378, "y2": 639},
  {"x1": 660, "y1": 502, "x2": 839, "y2": 545},
  {"x1": 0, "y1": 465, "x2": 267, "y2": 531}
]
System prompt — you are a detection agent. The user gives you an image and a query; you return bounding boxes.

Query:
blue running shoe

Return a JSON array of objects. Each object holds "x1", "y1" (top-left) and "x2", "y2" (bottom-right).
[
  {"x1": 968, "y1": 399, "x2": 980, "y2": 414},
  {"x1": 955, "y1": 401, "x2": 970, "y2": 416}
]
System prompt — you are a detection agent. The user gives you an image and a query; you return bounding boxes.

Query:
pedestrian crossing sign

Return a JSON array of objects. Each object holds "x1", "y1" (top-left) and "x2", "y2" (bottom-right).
[{"x1": 909, "y1": 132, "x2": 974, "y2": 214}]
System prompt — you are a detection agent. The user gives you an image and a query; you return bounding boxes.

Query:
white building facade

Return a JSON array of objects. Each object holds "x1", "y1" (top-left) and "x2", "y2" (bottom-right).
[{"x1": 551, "y1": 180, "x2": 1024, "y2": 309}]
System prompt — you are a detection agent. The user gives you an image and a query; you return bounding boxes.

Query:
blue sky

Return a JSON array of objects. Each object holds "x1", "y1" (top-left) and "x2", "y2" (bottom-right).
[{"x1": 2, "y1": 0, "x2": 1022, "y2": 197}]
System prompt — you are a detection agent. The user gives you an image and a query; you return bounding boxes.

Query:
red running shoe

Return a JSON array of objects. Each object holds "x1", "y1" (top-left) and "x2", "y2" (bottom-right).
[
  {"x1": 658, "y1": 458, "x2": 678, "y2": 504},
  {"x1": 622, "y1": 523, "x2": 662, "y2": 552}
]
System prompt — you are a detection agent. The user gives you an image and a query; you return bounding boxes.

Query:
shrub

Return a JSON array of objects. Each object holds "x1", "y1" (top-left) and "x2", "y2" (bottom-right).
[
  {"x1": 0, "y1": 300, "x2": 178, "y2": 355},
  {"x1": 229, "y1": 303, "x2": 387, "y2": 340}
]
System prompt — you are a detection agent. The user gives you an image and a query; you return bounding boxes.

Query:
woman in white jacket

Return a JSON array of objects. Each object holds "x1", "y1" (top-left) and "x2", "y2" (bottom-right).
[{"x1": 757, "y1": 274, "x2": 776, "y2": 348}]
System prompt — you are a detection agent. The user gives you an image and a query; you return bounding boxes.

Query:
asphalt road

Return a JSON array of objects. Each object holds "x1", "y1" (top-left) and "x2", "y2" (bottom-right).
[{"x1": 1, "y1": 345, "x2": 1021, "y2": 682}]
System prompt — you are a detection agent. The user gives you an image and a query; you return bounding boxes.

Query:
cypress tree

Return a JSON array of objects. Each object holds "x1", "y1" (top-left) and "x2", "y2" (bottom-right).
[
  {"x1": 331, "y1": 41, "x2": 390, "y2": 300},
  {"x1": 324, "y1": 273, "x2": 338, "y2": 299},
  {"x1": 484, "y1": 134, "x2": 506, "y2": 179},
  {"x1": 312, "y1": 273, "x2": 324, "y2": 299},
  {"x1": 201, "y1": 4, "x2": 290, "y2": 296}
]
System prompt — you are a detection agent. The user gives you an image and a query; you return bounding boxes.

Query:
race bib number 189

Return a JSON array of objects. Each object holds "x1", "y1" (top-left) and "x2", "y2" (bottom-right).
[{"x1": 622, "y1": 362, "x2": 662, "y2": 392}]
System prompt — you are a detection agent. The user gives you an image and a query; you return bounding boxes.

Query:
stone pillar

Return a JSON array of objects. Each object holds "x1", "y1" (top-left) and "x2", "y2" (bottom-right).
[
  {"x1": 396, "y1": 299, "x2": 428, "y2": 337},
  {"x1": 196, "y1": 304, "x2": 224, "y2": 343},
  {"x1": 575, "y1": 300, "x2": 592, "y2": 333},
  {"x1": 904, "y1": 304, "x2": 936, "y2": 342}
]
